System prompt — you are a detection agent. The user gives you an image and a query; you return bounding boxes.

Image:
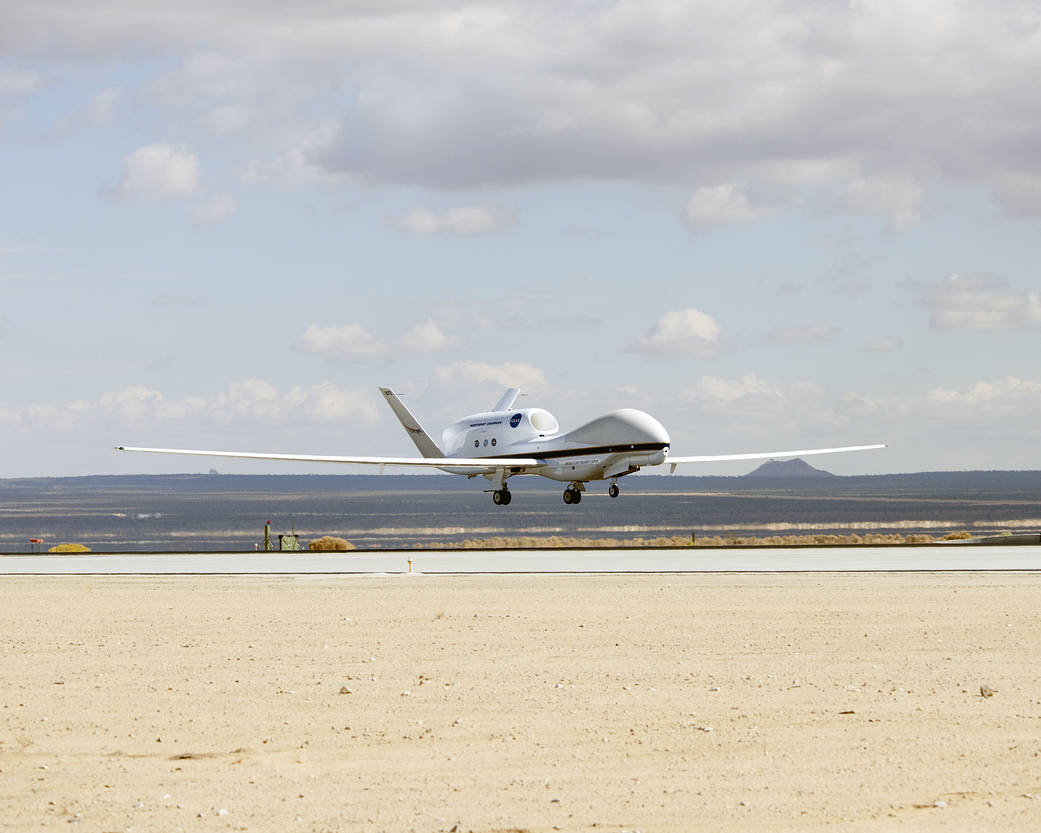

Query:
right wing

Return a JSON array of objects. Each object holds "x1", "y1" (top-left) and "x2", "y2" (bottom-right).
[
  {"x1": 115, "y1": 446, "x2": 540, "y2": 472},
  {"x1": 667, "y1": 443, "x2": 886, "y2": 473}
]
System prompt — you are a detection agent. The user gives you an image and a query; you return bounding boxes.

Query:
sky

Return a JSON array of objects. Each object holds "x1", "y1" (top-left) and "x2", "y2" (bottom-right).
[{"x1": 2, "y1": 0, "x2": 1040, "y2": 477}]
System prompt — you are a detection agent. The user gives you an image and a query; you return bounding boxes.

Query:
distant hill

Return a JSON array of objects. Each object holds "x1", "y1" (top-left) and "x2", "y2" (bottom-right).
[{"x1": 744, "y1": 457, "x2": 836, "y2": 478}]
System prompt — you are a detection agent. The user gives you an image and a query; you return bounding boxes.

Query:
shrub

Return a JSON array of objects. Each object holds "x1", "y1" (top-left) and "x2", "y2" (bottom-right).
[
  {"x1": 942, "y1": 531, "x2": 973, "y2": 540},
  {"x1": 47, "y1": 543, "x2": 91, "y2": 553},
  {"x1": 308, "y1": 536, "x2": 355, "y2": 551}
]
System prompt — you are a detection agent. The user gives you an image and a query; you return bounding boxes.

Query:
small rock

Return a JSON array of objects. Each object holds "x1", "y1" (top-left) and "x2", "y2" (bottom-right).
[
  {"x1": 339, "y1": 686, "x2": 351, "y2": 695},
  {"x1": 933, "y1": 800, "x2": 947, "y2": 809},
  {"x1": 980, "y1": 685, "x2": 996, "y2": 698}
]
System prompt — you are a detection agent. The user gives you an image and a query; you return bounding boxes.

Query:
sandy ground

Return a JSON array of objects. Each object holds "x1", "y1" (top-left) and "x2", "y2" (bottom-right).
[{"x1": 3, "y1": 573, "x2": 1041, "y2": 832}]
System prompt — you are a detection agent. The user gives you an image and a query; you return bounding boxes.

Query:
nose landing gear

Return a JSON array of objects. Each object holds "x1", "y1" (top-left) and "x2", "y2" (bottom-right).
[{"x1": 608, "y1": 482, "x2": 620, "y2": 498}]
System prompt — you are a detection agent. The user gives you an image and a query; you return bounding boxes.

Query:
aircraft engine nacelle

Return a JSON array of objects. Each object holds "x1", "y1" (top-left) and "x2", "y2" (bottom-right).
[{"x1": 441, "y1": 408, "x2": 561, "y2": 456}]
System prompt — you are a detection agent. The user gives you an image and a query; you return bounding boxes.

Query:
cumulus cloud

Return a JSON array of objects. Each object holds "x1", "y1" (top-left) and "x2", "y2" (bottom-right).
[
  {"x1": 399, "y1": 205, "x2": 515, "y2": 236},
  {"x1": 0, "y1": 69, "x2": 40, "y2": 96},
  {"x1": 684, "y1": 184, "x2": 785, "y2": 228},
  {"x1": 686, "y1": 373, "x2": 785, "y2": 403},
  {"x1": 207, "y1": 103, "x2": 251, "y2": 135},
  {"x1": 398, "y1": 320, "x2": 458, "y2": 353},
  {"x1": 910, "y1": 274, "x2": 1041, "y2": 331},
  {"x1": 193, "y1": 193, "x2": 236, "y2": 223},
  {"x1": 115, "y1": 144, "x2": 199, "y2": 200},
  {"x1": 836, "y1": 176, "x2": 926, "y2": 230},
  {"x1": 4, "y1": 2, "x2": 1041, "y2": 217},
  {"x1": 627, "y1": 308, "x2": 722, "y2": 356},
  {"x1": 992, "y1": 173, "x2": 1041, "y2": 218},
  {"x1": 48, "y1": 87, "x2": 118, "y2": 136},
  {"x1": 864, "y1": 336, "x2": 902, "y2": 352},
  {"x1": 436, "y1": 361, "x2": 547, "y2": 391},
  {"x1": 6, "y1": 380, "x2": 379, "y2": 434},
  {"x1": 294, "y1": 320, "x2": 456, "y2": 360},
  {"x1": 927, "y1": 376, "x2": 1041, "y2": 406},
  {"x1": 244, "y1": 127, "x2": 353, "y2": 187}
]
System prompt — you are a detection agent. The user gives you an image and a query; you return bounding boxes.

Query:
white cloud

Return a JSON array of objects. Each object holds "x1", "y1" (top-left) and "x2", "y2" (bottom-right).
[
  {"x1": 49, "y1": 87, "x2": 118, "y2": 135},
  {"x1": 864, "y1": 336, "x2": 902, "y2": 352},
  {"x1": 627, "y1": 308, "x2": 722, "y2": 356},
  {"x1": 294, "y1": 319, "x2": 456, "y2": 360},
  {"x1": 0, "y1": 69, "x2": 40, "y2": 96},
  {"x1": 207, "y1": 104, "x2": 251, "y2": 135},
  {"x1": 992, "y1": 173, "x2": 1041, "y2": 218},
  {"x1": 910, "y1": 274, "x2": 1041, "y2": 331},
  {"x1": 837, "y1": 176, "x2": 926, "y2": 230},
  {"x1": 400, "y1": 205, "x2": 516, "y2": 235},
  {"x1": 294, "y1": 323, "x2": 386, "y2": 359},
  {"x1": 4, "y1": 3, "x2": 1041, "y2": 207},
  {"x1": 436, "y1": 360, "x2": 547, "y2": 391},
  {"x1": 193, "y1": 193, "x2": 236, "y2": 223},
  {"x1": 769, "y1": 324, "x2": 841, "y2": 345},
  {"x1": 684, "y1": 184, "x2": 781, "y2": 228},
  {"x1": 927, "y1": 376, "x2": 1041, "y2": 406},
  {"x1": 244, "y1": 127, "x2": 353, "y2": 187},
  {"x1": 115, "y1": 144, "x2": 199, "y2": 200},
  {"x1": 687, "y1": 373, "x2": 785, "y2": 403},
  {"x1": 398, "y1": 320, "x2": 458, "y2": 353},
  {"x1": 7, "y1": 380, "x2": 380, "y2": 434}
]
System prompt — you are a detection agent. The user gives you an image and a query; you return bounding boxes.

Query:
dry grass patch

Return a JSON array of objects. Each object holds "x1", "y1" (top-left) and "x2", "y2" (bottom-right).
[{"x1": 307, "y1": 536, "x2": 355, "y2": 551}]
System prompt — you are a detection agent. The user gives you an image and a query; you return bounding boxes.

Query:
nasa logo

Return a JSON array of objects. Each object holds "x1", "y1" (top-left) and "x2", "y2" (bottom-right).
[{"x1": 509, "y1": 413, "x2": 522, "y2": 428}]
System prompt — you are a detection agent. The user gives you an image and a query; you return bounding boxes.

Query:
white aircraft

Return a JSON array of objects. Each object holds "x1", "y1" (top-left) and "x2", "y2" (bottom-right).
[{"x1": 117, "y1": 387, "x2": 885, "y2": 505}]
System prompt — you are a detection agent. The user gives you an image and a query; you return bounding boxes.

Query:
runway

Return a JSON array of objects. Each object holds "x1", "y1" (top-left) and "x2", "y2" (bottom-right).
[{"x1": 3, "y1": 543, "x2": 1041, "y2": 573}]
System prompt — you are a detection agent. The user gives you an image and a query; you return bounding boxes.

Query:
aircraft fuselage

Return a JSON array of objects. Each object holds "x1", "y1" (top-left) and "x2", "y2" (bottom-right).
[{"x1": 439, "y1": 406, "x2": 670, "y2": 483}]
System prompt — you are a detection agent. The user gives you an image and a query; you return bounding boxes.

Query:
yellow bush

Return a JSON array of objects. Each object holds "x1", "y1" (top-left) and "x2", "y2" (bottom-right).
[
  {"x1": 942, "y1": 531, "x2": 973, "y2": 540},
  {"x1": 308, "y1": 536, "x2": 355, "y2": 551},
  {"x1": 47, "y1": 543, "x2": 91, "y2": 553}
]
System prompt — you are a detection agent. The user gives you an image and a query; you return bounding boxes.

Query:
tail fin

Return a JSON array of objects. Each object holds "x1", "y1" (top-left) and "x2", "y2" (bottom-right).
[
  {"x1": 379, "y1": 387, "x2": 444, "y2": 458},
  {"x1": 492, "y1": 388, "x2": 520, "y2": 411}
]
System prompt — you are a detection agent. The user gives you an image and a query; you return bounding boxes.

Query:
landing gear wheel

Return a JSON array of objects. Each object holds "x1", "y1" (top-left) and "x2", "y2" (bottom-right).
[
  {"x1": 608, "y1": 484, "x2": 620, "y2": 499},
  {"x1": 563, "y1": 486, "x2": 582, "y2": 505},
  {"x1": 492, "y1": 489, "x2": 512, "y2": 506},
  {"x1": 562, "y1": 489, "x2": 573, "y2": 504}
]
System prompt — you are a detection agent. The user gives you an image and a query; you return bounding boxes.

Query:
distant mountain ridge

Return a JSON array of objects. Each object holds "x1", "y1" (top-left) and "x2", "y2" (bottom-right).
[{"x1": 744, "y1": 457, "x2": 836, "y2": 478}]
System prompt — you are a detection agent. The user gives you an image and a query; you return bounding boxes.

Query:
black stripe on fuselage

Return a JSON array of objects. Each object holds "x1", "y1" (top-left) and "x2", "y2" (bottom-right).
[{"x1": 471, "y1": 441, "x2": 667, "y2": 464}]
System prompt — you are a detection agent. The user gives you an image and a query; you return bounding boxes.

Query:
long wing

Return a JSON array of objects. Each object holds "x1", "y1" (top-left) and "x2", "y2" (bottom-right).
[
  {"x1": 116, "y1": 446, "x2": 540, "y2": 470},
  {"x1": 667, "y1": 443, "x2": 886, "y2": 473}
]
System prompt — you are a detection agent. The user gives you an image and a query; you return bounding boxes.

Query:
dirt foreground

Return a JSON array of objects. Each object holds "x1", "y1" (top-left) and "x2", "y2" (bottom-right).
[{"x1": 3, "y1": 573, "x2": 1041, "y2": 832}]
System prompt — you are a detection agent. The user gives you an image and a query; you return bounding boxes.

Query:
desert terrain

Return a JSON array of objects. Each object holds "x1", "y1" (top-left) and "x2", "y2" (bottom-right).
[{"x1": 3, "y1": 572, "x2": 1041, "y2": 831}]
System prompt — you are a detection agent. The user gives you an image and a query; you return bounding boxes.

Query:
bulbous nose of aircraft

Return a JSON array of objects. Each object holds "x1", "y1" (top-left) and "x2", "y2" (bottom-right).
[
  {"x1": 565, "y1": 408, "x2": 671, "y2": 449},
  {"x1": 611, "y1": 409, "x2": 671, "y2": 446}
]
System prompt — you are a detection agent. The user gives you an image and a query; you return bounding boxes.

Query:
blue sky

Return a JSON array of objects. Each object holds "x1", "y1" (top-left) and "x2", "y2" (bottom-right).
[{"x1": 2, "y1": 1, "x2": 1040, "y2": 477}]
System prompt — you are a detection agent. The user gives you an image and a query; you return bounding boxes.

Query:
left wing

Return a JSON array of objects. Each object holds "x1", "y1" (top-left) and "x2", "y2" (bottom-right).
[
  {"x1": 666, "y1": 443, "x2": 886, "y2": 473},
  {"x1": 116, "y1": 446, "x2": 540, "y2": 471}
]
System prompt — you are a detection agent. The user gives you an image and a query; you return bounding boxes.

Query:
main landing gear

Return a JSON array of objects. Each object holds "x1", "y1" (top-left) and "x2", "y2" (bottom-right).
[
  {"x1": 492, "y1": 488, "x2": 512, "y2": 506},
  {"x1": 562, "y1": 484, "x2": 583, "y2": 505}
]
